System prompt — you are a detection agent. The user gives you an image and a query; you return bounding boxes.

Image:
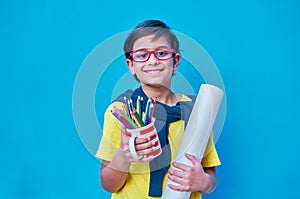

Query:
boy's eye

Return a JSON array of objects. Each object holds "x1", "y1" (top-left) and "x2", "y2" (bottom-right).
[
  {"x1": 156, "y1": 50, "x2": 170, "y2": 57},
  {"x1": 135, "y1": 51, "x2": 148, "y2": 58}
]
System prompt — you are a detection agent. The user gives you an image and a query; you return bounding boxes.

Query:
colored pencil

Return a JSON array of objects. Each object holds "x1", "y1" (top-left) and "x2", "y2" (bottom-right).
[
  {"x1": 123, "y1": 96, "x2": 132, "y2": 119},
  {"x1": 112, "y1": 96, "x2": 156, "y2": 129},
  {"x1": 143, "y1": 98, "x2": 152, "y2": 125},
  {"x1": 148, "y1": 103, "x2": 154, "y2": 124},
  {"x1": 140, "y1": 97, "x2": 143, "y2": 119},
  {"x1": 133, "y1": 111, "x2": 145, "y2": 127},
  {"x1": 136, "y1": 96, "x2": 141, "y2": 116},
  {"x1": 121, "y1": 110, "x2": 138, "y2": 128},
  {"x1": 130, "y1": 111, "x2": 142, "y2": 128},
  {"x1": 110, "y1": 110, "x2": 132, "y2": 129}
]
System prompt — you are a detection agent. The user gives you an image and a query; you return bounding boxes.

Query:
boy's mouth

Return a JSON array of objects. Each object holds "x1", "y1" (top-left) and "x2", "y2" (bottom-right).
[{"x1": 143, "y1": 69, "x2": 164, "y2": 74}]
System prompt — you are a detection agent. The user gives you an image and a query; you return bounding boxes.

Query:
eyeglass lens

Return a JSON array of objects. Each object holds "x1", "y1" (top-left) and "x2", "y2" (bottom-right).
[{"x1": 131, "y1": 48, "x2": 174, "y2": 62}]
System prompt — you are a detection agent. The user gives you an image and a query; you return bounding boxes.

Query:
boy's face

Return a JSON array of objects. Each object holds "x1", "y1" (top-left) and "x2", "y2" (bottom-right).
[{"x1": 126, "y1": 34, "x2": 180, "y2": 88}]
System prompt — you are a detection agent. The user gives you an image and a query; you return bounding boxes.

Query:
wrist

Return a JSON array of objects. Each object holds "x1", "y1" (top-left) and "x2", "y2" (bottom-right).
[
  {"x1": 109, "y1": 149, "x2": 131, "y2": 172},
  {"x1": 202, "y1": 173, "x2": 214, "y2": 194}
]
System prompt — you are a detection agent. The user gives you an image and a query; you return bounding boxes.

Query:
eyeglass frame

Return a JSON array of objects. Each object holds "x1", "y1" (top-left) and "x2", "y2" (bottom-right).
[{"x1": 128, "y1": 48, "x2": 176, "y2": 63}]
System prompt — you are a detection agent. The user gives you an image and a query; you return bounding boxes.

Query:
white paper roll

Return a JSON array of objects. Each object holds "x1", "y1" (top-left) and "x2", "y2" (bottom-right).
[{"x1": 161, "y1": 84, "x2": 224, "y2": 199}]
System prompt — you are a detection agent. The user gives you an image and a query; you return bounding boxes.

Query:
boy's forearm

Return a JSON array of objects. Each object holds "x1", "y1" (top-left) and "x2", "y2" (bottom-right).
[
  {"x1": 202, "y1": 168, "x2": 218, "y2": 194},
  {"x1": 100, "y1": 149, "x2": 131, "y2": 192}
]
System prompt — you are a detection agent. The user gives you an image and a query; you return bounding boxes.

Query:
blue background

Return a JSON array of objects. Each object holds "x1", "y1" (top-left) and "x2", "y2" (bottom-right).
[{"x1": 1, "y1": 0, "x2": 299, "y2": 199}]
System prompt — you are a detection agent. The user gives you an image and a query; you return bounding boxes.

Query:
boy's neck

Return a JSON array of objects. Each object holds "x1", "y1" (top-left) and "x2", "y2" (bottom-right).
[{"x1": 141, "y1": 85, "x2": 179, "y2": 106}]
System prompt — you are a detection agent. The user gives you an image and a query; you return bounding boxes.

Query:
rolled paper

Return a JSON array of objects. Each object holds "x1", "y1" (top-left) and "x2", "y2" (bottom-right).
[{"x1": 161, "y1": 84, "x2": 224, "y2": 199}]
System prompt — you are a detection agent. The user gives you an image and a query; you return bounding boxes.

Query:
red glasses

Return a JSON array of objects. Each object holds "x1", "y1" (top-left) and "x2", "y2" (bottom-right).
[{"x1": 130, "y1": 48, "x2": 175, "y2": 63}]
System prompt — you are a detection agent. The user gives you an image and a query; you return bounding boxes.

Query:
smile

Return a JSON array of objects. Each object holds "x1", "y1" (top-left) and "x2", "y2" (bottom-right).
[{"x1": 144, "y1": 69, "x2": 163, "y2": 74}]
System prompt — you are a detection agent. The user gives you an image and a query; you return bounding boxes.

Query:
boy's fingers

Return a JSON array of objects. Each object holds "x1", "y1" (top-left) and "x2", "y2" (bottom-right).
[
  {"x1": 135, "y1": 137, "x2": 149, "y2": 144},
  {"x1": 172, "y1": 162, "x2": 189, "y2": 172},
  {"x1": 185, "y1": 153, "x2": 199, "y2": 165}
]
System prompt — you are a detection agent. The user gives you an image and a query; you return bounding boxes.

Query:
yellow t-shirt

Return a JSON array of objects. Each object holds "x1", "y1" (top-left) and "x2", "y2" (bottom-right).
[{"x1": 96, "y1": 95, "x2": 221, "y2": 199}]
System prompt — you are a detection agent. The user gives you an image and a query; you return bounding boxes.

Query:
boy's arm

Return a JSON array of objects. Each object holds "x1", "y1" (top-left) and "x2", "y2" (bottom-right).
[
  {"x1": 100, "y1": 149, "x2": 130, "y2": 193},
  {"x1": 202, "y1": 166, "x2": 218, "y2": 194}
]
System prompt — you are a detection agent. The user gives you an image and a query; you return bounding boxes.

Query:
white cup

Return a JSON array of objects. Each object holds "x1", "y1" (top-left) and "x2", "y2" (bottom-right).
[{"x1": 126, "y1": 121, "x2": 162, "y2": 160}]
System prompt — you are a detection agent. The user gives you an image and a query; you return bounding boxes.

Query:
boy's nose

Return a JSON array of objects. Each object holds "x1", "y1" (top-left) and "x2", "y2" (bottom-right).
[{"x1": 147, "y1": 53, "x2": 159, "y2": 64}]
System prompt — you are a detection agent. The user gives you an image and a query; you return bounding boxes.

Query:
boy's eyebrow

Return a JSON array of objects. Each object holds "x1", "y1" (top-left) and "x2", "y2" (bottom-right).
[
  {"x1": 155, "y1": 45, "x2": 170, "y2": 49},
  {"x1": 133, "y1": 46, "x2": 171, "y2": 51}
]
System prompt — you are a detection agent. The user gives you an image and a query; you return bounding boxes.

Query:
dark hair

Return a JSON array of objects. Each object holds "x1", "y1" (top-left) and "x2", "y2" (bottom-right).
[{"x1": 123, "y1": 20, "x2": 180, "y2": 59}]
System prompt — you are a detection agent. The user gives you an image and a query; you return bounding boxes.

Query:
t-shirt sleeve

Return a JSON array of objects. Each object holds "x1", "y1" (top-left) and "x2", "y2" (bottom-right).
[
  {"x1": 95, "y1": 101, "x2": 123, "y2": 161},
  {"x1": 201, "y1": 132, "x2": 221, "y2": 167}
]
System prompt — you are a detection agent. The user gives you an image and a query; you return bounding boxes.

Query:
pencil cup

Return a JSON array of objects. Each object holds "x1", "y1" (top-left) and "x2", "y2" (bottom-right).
[{"x1": 126, "y1": 121, "x2": 162, "y2": 160}]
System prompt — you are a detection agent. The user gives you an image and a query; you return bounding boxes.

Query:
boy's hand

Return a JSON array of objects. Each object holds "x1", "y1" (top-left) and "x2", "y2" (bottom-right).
[
  {"x1": 167, "y1": 153, "x2": 212, "y2": 192},
  {"x1": 120, "y1": 125, "x2": 155, "y2": 162}
]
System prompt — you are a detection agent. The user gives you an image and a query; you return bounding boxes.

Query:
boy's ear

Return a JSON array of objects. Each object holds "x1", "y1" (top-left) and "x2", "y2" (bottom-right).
[
  {"x1": 173, "y1": 53, "x2": 181, "y2": 71},
  {"x1": 126, "y1": 59, "x2": 136, "y2": 75}
]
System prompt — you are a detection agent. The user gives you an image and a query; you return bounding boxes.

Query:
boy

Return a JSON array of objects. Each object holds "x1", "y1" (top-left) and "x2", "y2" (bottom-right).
[{"x1": 96, "y1": 19, "x2": 221, "y2": 199}]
